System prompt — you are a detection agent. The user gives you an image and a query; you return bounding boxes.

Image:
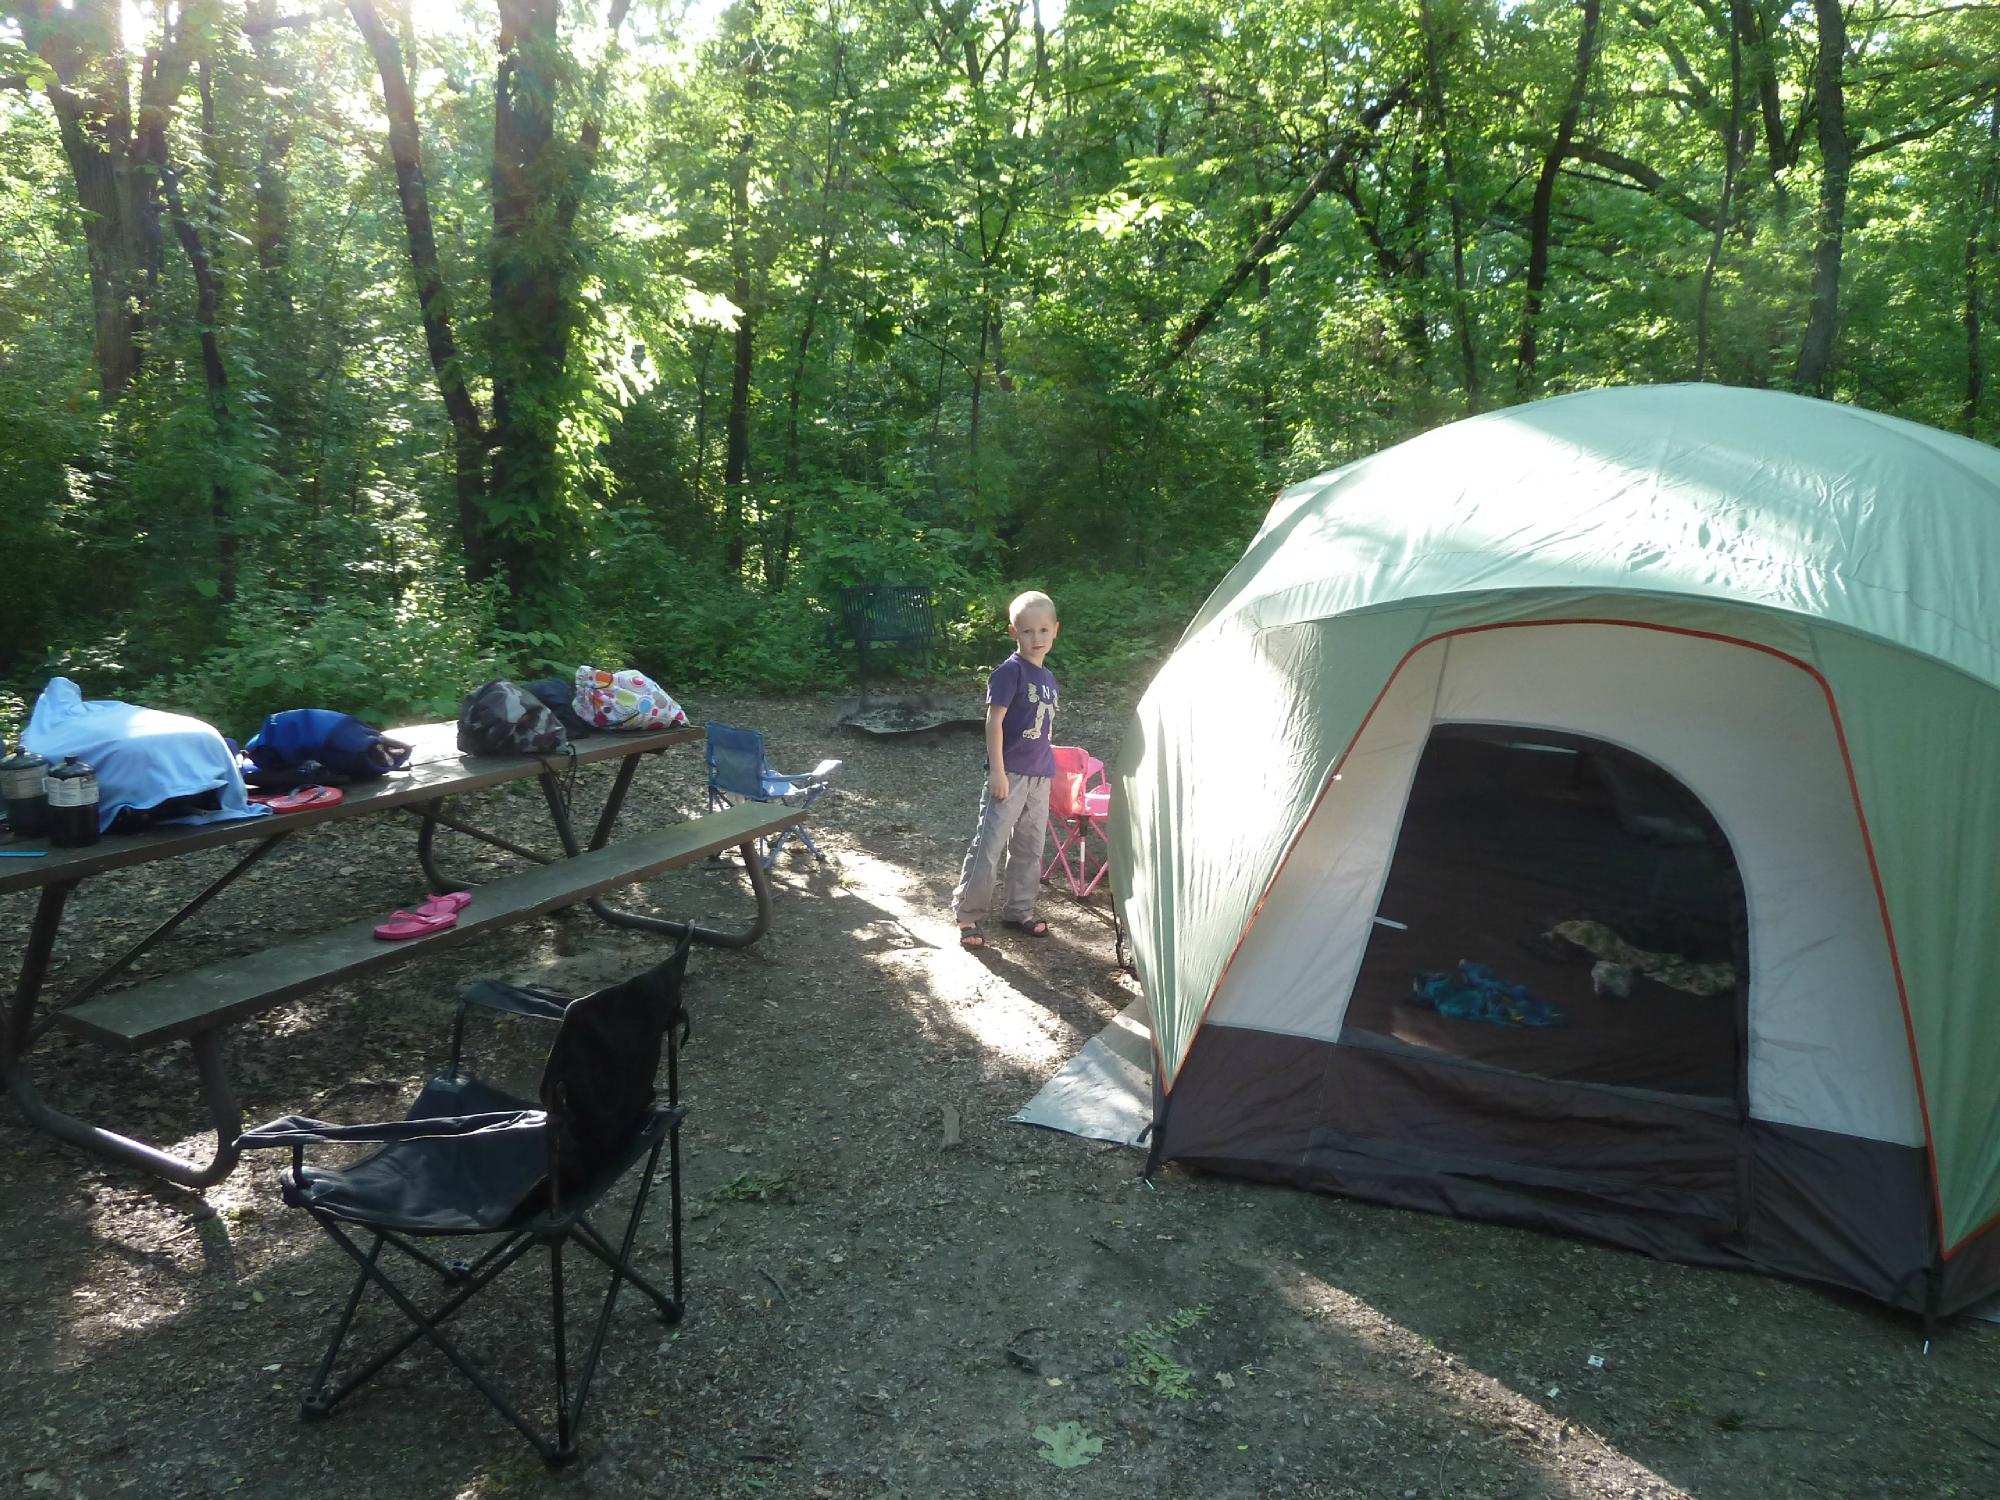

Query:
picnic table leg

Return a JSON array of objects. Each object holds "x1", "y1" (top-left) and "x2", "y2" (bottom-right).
[
  {"x1": 49, "y1": 833, "x2": 291, "y2": 1022},
  {"x1": 416, "y1": 796, "x2": 477, "y2": 894},
  {"x1": 586, "y1": 754, "x2": 644, "y2": 851},
  {"x1": 2, "y1": 1023, "x2": 244, "y2": 1189},
  {"x1": 534, "y1": 766, "x2": 776, "y2": 948},
  {"x1": 5, "y1": 880, "x2": 74, "y2": 1060},
  {"x1": 3, "y1": 876, "x2": 244, "y2": 1186}
]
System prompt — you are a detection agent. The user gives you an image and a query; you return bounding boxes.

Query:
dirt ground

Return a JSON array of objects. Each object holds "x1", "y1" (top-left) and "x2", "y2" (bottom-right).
[{"x1": 3, "y1": 680, "x2": 1997, "y2": 1500}]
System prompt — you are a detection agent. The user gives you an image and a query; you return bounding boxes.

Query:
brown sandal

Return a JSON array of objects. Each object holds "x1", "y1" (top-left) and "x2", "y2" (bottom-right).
[
  {"x1": 1002, "y1": 918, "x2": 1049, "y2": 937},
  {"x1": 959, "y1": 923, "x2": 986, "y2": 949}
]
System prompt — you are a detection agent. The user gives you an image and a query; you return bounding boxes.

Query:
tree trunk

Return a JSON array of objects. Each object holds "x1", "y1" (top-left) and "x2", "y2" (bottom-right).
[
  {"x1": 1794, "y1": 0, "x2": 1849, "y2": 396},
  {"x1": 26, "y1": 0, "x2": 195, "y2": 405},
  {"x1": 1517, "y1": 0, "x2": 1602, "y2": 394},
  {"x1": 247, "y1": 1, "x2": 294, "y2": 304},
  {"x1": 968, "y1": 302, "x2": 989, "y2": 500},
  {"x1": 1968, "y1": 98, "x2": 2000, "y2": 435},
  {"x1": 1746, "y1": 0, "x2": 1794, "y2": 207},
  {"x1": 772, "y1": 234, "x2": 831, "y2": 593},
  {"x1": 724, "y1": 130, "x2": 755, "y2": 577},
  {"x1": 772, "y1": 37, "x2": 849, "y2": 591},
  {"x1": 1697, "y1": 3, "x2": 1747, "y2": 380},
  {"x1": 347, "y1": 0, "x2": 492, "y2": 584},
  {"x1": 489, "y1": 0, "x2": 571, "y2": 609},
  {"x1": 1420, "y1": 0, "x2": 1480, "y2": 410},
  {"x1": 1255, "y1": 197, "x2": 1276, "y2": 463},
  {"x1": 693, "y1": 328, "x2": 716, "y2": 512},
  {"x1": 165, "y1": 168, "x2": 236, "y2": 605}
]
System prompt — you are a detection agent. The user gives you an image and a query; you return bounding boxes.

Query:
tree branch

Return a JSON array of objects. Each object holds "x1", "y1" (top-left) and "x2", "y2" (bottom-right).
[
  {"x1": 241, "y1": 5, "x2": 340, "y2": 35},
  {"x1": 1563, "y1": 141, "x2": 1718, "y2": 230},
  {"x1": 1630, "y1": 5, "x2": 1719, "y2": 116},
  {"x1": 1159, "y1": 77, "x2": 1413, "y2": 375},
  {"x1": 1852, "y1": 98, "x2": 1988, "y2": 161}
]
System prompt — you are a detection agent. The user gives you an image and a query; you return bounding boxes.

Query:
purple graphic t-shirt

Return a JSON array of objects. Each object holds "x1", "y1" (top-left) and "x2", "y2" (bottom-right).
[{"x1": 987, "y1": 653, "x2": 1059, "y2": 778}]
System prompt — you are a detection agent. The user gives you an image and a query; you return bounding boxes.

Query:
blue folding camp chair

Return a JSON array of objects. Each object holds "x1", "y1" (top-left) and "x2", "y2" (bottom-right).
[{"x1": 704, "y1": 722, "x2": 840, "y2": 868}]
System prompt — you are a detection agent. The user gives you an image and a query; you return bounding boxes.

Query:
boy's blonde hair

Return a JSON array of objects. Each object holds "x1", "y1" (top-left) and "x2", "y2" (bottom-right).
[{"x1": 1008, "y1": 590, "x2": 1057, "y2": 624}]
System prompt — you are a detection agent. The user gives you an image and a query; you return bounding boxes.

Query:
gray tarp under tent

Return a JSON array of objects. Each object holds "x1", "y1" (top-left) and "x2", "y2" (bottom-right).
[{"x1": 1110, "y1": 384, "x2": 2000, "y2": 1315}]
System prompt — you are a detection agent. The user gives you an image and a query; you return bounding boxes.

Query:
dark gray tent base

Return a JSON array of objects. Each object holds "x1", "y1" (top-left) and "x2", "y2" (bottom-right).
[{"x1": 1155, "y1": 1024, "x2": 2000, "y2": 1318}]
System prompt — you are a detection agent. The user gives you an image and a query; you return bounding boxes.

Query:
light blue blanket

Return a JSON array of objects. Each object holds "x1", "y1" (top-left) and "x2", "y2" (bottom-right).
[{"x1": 25, "y1": 678, "x2": 270, "y2": 833}]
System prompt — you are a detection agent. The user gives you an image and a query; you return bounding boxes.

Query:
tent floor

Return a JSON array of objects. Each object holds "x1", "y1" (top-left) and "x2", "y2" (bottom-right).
[{"x1": 1341, "y1": 732, "x2": 1744, "y2": 1100}]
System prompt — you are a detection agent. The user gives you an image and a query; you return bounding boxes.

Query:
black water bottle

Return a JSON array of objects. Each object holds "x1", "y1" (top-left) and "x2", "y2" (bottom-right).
[
  {"x1": 43, "y1": 756, "x2": 101, "y2": 848},
  {"x1": 1, "y1": 743, "x2": 49, "y2": 838}
]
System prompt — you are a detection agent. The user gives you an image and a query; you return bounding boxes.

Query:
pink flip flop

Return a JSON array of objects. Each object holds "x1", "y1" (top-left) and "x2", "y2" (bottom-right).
[
  {"x1": 250, "y1": 784, "x2": 345, "y2": 813},
  {"x1": 373, "y1": 907, "x2": 459, "y2": 942},
  {"x1": 416, "y1": 890, "x2": 474, "y2": 919}
]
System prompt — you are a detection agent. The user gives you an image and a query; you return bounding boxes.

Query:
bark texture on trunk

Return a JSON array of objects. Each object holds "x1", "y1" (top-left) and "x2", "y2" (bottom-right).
[
  {"x1": 165, "y1": 167, "x2": 237, "y2": 605},
  {"x1": 489, "y1": 0, "x2": 570, "y2": 603},
  {"x1": 725, "y1": 130, "x2": 756, "y2": 576},
  {"x1": 26, "y1": 0, "x2": 197, "y2": 405},
  {"x1": 348, "y1": 0, "x2": 492, "y2": 582},
  {"x1": 1517, "y1": 0, "x2": 1602, "y2": 393},
  {"x1": 1968, "y1": 98, "x2": 2000, "y2": 436},
  {"x1": 1794, "y1": 0, "x2": 1849, "y2": 396},
  {"x1": 1697, "y1": 1, "x2": 1748, "y2": 381},
  {"x1": 1421, "y1": 0, "x2": 1481, "y2": 410}
]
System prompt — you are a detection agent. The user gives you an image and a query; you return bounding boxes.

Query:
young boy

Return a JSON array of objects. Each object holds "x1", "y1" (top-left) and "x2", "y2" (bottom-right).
[{"x1": 953, "y1": 591, "x2": 1061, "y2": 948}]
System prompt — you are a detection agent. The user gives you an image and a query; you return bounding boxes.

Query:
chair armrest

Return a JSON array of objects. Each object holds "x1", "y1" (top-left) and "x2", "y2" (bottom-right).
[
  {"x1": 770, "y1": 759, "x2": 841, "y2": 786},
  {"x1": 459, "y1": 978, "x2": 570, "y2": 1023},
  {"x1": 238, "y1": 1109, "x2": 544, "y2": 1151}
]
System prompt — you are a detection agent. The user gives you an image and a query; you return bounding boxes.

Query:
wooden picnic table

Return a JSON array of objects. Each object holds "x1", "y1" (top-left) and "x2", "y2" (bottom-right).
[{"x1": 0, "y1": 720, "x2": 805, "y2": 1189}]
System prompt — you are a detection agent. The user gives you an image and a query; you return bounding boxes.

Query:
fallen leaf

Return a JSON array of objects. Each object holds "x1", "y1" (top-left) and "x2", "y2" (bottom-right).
[{"x1": 1034, "y1": 1421, "x2": 1104, "y2": 1469}]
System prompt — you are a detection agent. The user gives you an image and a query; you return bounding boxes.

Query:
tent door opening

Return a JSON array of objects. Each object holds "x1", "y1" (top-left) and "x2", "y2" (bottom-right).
[{"x1": 1336, "y1": 723, "x2": 1751, "y2": 1233}]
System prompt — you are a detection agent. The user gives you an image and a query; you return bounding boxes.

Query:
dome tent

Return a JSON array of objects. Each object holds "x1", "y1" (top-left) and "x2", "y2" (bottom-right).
[{"x1": 1112, "y1": 383, "x2": 2000, "y2": 1314}]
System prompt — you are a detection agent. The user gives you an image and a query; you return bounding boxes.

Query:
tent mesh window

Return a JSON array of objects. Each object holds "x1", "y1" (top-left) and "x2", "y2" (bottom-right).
[{"x1": 1341, "y1": 724, "x2": 1748, "y2": 1100}]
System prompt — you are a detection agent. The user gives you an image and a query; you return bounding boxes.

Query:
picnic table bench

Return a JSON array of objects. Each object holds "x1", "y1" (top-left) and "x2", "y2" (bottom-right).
[{"x1": 0, "y1": 721, "x2": 806, "y2": 1189}]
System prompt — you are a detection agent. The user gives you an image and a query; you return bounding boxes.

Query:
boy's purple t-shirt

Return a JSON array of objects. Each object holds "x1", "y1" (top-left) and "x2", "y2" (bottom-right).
[{"x1": 987, "y1": 653, "x2": 1059, "y2": 777}]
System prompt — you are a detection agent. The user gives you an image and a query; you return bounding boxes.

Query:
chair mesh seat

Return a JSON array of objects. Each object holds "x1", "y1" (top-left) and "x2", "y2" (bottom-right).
[{"x1": 282, "y1": 1076, "x2": 546, "y2": 1233}]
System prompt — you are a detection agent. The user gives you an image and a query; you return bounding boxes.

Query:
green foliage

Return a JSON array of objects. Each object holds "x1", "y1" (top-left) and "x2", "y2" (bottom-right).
[
  {"x1": 137, "y1": 581, "x2": 512, "y2": 736},
  {"x1": 1121, "y1": 1302, "x2": 1211, "y2": 1399},
  {"x1": 790, "y1": 477, "x2": 983, "y2": 602},
  {"x1": 591, "y1": 511, "x2": 835, "y2": 692},
  {"x1": 708, "y1": 1169, "x2": 798, "y2": 1204}
]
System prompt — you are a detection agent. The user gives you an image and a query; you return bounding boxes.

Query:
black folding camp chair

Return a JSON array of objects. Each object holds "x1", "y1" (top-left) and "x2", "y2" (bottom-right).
[{"x1": 237, "y1": 934, "x2": 694, "y2": 1465}]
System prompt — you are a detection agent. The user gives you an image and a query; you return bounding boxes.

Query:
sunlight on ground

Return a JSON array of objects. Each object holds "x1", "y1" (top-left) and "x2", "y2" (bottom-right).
[
  {"x1": 63, "y1": 1131, "x2": 296, "y2": 1342},
  {"x1": 1273, "y1": 1260, "x2": 1678, "y2": 1499},
  {"x1": 836, "y1": 845, "x2": 1080, "y2": 1071}
]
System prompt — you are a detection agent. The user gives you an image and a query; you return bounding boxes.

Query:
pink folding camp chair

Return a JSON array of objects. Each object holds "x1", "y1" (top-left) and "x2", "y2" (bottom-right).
[{"x1": 1043, "y1": 745, "x2": 1112, "y2": 899}]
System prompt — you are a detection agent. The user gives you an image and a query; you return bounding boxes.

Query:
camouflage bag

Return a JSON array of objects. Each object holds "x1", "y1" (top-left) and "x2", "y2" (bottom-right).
[{"x1": 456, "y1": 679, "x2": 570, "y2": 757}]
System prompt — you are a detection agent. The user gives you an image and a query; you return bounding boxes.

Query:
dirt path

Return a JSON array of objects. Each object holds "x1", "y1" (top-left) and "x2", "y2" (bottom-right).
[{"x1": 2, "y1": 685, "x2": 1995, "y2": 1499}]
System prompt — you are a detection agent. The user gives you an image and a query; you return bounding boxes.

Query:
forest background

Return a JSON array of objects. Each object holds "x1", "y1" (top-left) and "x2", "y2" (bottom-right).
[{"x1": 1, "y1": 0, "x2": 1996, "y2": 735}]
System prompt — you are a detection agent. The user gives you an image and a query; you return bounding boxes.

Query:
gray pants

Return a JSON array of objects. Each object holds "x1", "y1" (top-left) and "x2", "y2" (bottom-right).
[{"x1": 952, "y1": 775, "x2": 1051, "y2": 925}]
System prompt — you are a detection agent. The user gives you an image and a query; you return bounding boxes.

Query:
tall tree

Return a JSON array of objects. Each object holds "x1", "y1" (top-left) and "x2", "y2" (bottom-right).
[
  {"x1": 1516, "y1": 0, "x2": 1602, "y2": 393},
  {"x1": 14, "y1": 0, "x2": 208, "y2": 403},
  {"x1": 1969, "y1": 95, "x2": 2000, "y2": 435},
  {"x1": 1794, "y1": 0, "x2": 1849, "y2": 395}
]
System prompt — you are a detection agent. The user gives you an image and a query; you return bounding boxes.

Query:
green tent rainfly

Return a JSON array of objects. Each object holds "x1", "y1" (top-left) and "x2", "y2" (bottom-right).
[{"x1": 1113, "y1": 383, "x2": 2000, "y2": 1314}]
